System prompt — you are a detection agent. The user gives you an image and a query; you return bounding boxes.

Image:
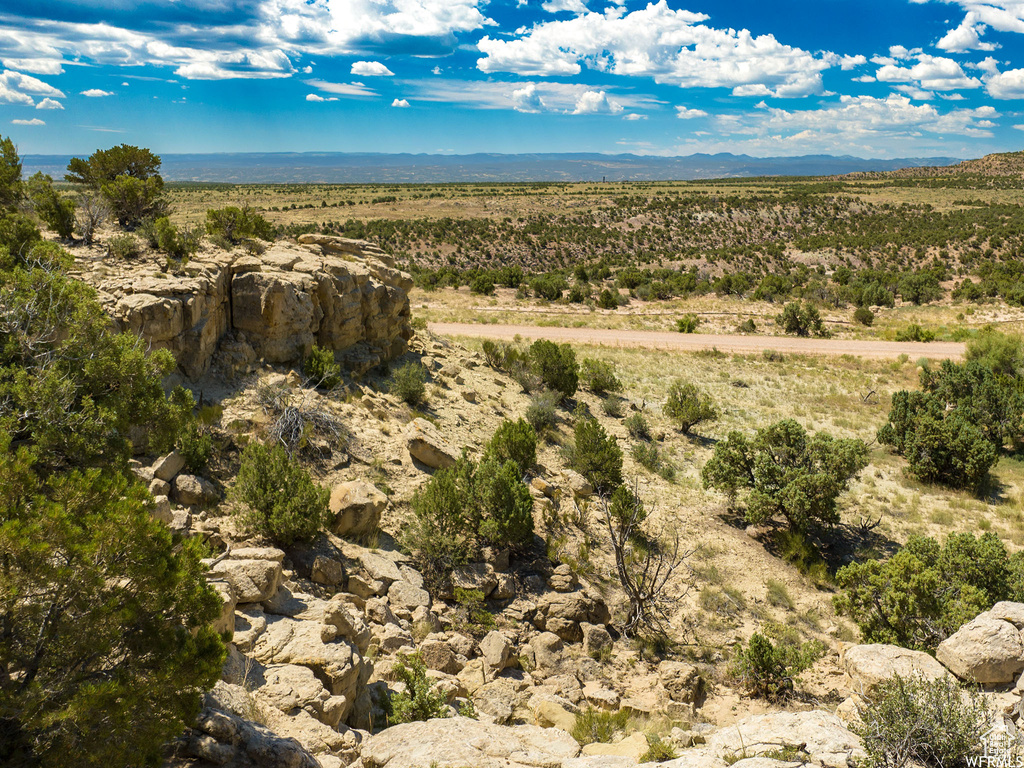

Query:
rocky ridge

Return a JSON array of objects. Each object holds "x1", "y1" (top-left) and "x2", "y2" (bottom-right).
[{"x1": 72, "y1": 234, "x2": 413, "y2": 379}]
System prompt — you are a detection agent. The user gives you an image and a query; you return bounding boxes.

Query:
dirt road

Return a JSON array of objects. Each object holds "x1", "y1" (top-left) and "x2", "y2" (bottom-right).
[{"x1": 428, "y1": 322, "x2": 966, "y2": 360}]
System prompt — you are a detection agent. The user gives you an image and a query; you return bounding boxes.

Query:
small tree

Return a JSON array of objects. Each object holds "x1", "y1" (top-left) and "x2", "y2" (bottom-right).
[
  {"x1": 570, "y1": 414, "x2": 623, "y2": 495},
  {"x1": 603, "y1": 482, "x2": 694, "y2": 640},
  {"x1": 205, "y1": 205, "x2": 275, "y2": 247},
  {"x1": 388, "y1": 652, "x2": 449, "y2": 724},
  {"x1": 474, "y1": 457, "x2": 535, "y2": 550},
  {"x1": 150, "y1": 216, "x2": 201, "y2": 261},
  {"x1": 27, "y1": 173, "x2": 76, "y2": 239},
  {"x1": 66, "y1": 145, "x2": 165, "y2": 228},
  {"x1": 485, "y1": 418, "x2": 537, "y2": 473},
  {"x1": 75, "y1": 191, "x2": 108, "y2": 244},
  {"x1": 303, "y1": 345, "x2": 341, "y2": 390},
  {"x1": 730, "y1": 625, "x2": 825, "y2": 701},
  {"x1": 403, "y1": 461, "x2": 475, "y2": 584},
  {"x1": 529, "y1": 340, "x2": 579, "y2": 400},
  {"x1": 676, "y1": 314, "x2": 700, "y2": 333},
  {"x1": 776, "y1": 301, "x2": 826, "y2": 337},
  {"x1": 702, "y1": 419, "x2": 868, "y2": 532},
  {"x1": 388, "y1": 361, "x2": 427, "y2": 406},
  {"x1": 233, "y1": 442, "x2": 329, "y2": 545},
  {"x1": 580, "y1": 358, "x2": 622, "y2": 395},
  {"x1": 663, "y1": 380, "x2": 718, "y2": 435}
]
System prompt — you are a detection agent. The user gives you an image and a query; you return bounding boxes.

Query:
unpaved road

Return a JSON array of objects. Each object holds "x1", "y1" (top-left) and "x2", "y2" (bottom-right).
[{"x1": 428, "y1": 322, "x2": 966, "y2": 360}]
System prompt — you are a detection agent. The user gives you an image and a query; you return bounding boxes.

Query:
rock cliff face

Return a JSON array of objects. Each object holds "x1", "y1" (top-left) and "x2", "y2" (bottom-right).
[{"x1": 76, "y1": 235, "x2": 413, "y2": 378}]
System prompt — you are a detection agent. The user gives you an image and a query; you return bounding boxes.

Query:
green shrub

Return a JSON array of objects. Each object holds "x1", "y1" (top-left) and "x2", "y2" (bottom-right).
[
  {"x1": 571, "y1": 707, "x2": 631, "y2": 745},
  {"x1": 525, "y1": 390, "x2": 560, "y2": 432},
  {"x1": 730, "y1": 625, "x2": 825, "y2": 700},
  {"x1": 303, "y1": 345, "x2": 341, "y2": 390},
  {"x1": 834, "y1": 532, "x2": 1024, "y2": 650},
  {"x1": 895, "y1": 323, "x2": 936, "y2": 342},
  {"x1": 631, "y1": 442, "x2": 662, "y2": 473},
  {"x1": 597, "y1": 288, "x2": 620, "y2": 309},
  {"x1": 28, "y1": 172, "x2": 76, "y2": 239},
  {"x1": 389, "y1": 361, "x2": 427, "y2": 406},
  {"x1": 965, "y1": 327, "x2": 1024, "y2": 378},
  {"x1": 853, "y1": 306, "x2": 874, "y2": 326},
  {"x1": 389, "y1": 652, "x2": 449, "y2": 724},
  {"x1": 453, "y1": 587, "x2": 496, "y2": 633},
  {"x1": 663, "y1": 380, "x2": 718, "y2": 435},
  {"x1": 470, "y1": 275, "x2": 495, "y2": 295},
  {"x1": 855, "y1": 674, "x2": 991, "y2": 768},
  {"x1": 475, "y1": 457, "x2": 535, "y2": 550},
  {"x1": 529, "y1": 340, "x2": 579, "y2": 400},
  {"x1": 178, "y1": 421, "x2": 213, "y2": 473},
  {"x1": 486, "y1": 418, "x2": 537, "y2": 473},
  {"x1": 676, "y1": 314, "x2": 700, "y2": 333},
  {"x1": 205, "y1": 205, "x2": 274, "y2": 246},
  {"x1": 152, "y1": 216, "x2": 200, "y2": 261},
  {"x1": 776, "y1": 301, "x2": 826, "y2": 337},
  {"x1": 570, "y1": 415, "x2": 623, "y2": 495},
  {"x1": 404, "y1": 461, "x2": 475, "y2": 583},
  {"x1": 639, "y1": 734, "x2": 678, "y2": 763},
  {"x1": 702, "y1": 419, "x2": 868, "y2": 532},
  {"x1": 65, "y1": 144, "x2": 166, "y2": 228},
  {"x1": 581, "y1": 358, "x2": 622, "y2": 394},
  {"x1": 233, "y1": 442, "x2": 329, "y2": 545},
  {"x1": 107, "y1": 232, "x2": 141, "y2": 260},
  {"x1": 624, "y1": 413, "x2": 651, "y2": 440},
  {"x1": 736, "y1": 318, "x2": 757, "y2": 333},
  {"x1": 601, "y1": 396, "x2": 624, "y2": 418}
]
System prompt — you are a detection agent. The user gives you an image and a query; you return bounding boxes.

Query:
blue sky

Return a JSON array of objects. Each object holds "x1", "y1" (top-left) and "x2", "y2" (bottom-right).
[{"x1": 3, "y1": 0, "x2": 1024, "y2": 158}]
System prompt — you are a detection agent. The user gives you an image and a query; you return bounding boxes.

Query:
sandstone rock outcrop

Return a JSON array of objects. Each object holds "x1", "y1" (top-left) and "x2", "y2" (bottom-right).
[
  {"x1": 937, "y1": 611, "x2": 1024, "y2": 684},
  {"x1": 80, "y1": 236, "x2": 412, "y2": 378},
  {"x1": 842, "y1": 643, "x2": 950, "y2": 694}
]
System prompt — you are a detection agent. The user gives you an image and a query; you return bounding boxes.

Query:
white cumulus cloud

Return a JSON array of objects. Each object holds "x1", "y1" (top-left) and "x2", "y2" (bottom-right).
[
  {"x1": 512, "y1": 83, "x2": 545, "y2": 112},
  {"x1": 351, "y1": 61, "x2": 394, "y2": 76},
  {"x1": 306, "y1": 93, "x2": 338, "y2": 101},
  {"x1": 12, "y1": 118, "x2": 44, "y2": 125},
  {"x1": 391, "y1": 98, "x2": 410, "y2": 107},
  {"x1": 541, "y1": 0, "x2": 588, "y2": 12},
  {"x1": 81, "y1": 88, "x2": 114, "y2": 97},
  {"x1": 676, "y1": 106, "x2": 708, "y2": 118},
  {"x1": 36, "y1": 97, "x2": 63, "y2": 109},
  {"x1": 875, "y1": 53, "x2": 981, "y2": 91},
  {"x1": 477, "y1": 1, "x2": 837, "y2": 98},
  {"x1": 572, "y1": 90, "x2": 623, "y2": 114}
]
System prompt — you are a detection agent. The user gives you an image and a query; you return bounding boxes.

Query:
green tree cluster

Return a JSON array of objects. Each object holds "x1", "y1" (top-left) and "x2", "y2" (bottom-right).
[
  {"x1": 205, "y1": 205, "x2": 275, "y2": 247},
  {"x1": 65, "y1": 144, "x2": 166, "y2": 228},
  {"x1": 702, "y1": 419, "x2": 868, "y2": 532},
  {"x1": 878, "y1": 358, "x2": 1023, "y2": 491},
  {"x1": 776, "y1": 301, "x2": 827, "y2": 337},
  {"x1": 0, "y1": 200, "x2": 224, "y2": 765},
  {"x1": 663, "y1": 380, "x2": 718, "y2": 436},
  {"x1": 834, "y1": 532, "x2": 1024, "y2": 650}
]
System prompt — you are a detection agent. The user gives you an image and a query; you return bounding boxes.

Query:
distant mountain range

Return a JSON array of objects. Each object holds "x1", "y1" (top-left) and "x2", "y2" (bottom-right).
[{"x1": 22, "y1": 151, "x2": 962, "y2": 184}]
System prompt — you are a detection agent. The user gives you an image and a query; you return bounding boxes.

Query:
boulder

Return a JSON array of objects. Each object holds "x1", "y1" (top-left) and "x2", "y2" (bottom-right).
[
  {"x1": 209, "y1": 580, "x2": 236, "y2": 637},
  {"x1": 479, "y1": 631, "x2": 513, "y2": 675},
  {"x1": 388, "y1": 579, "x2": 431, "y2": 612},
  {"x1": 260, "y1": 663, "x2": 347, "y2": 728},
  {"x1": 529, "y1": 693, "x2": 578, "y2": 731},
  {"x1": 251, "y1": 614, "x2": 368, "y2": 719},
  {"x1": 374, "y1": 623, "x2": 415, "y2": 654},
  {"x1": 322, "y1": 596, "x2": 372, "y2": 653},
  {"x1": 405, "y1": 418, "x2": 458, "y2": 469},
  {"x1": 420, "y1": 639, "x2": 462, "y2": 675},
  {"x1": 563, "y1": 469, "x2": 594, "y2": 498},
  {"x1": 937, "y1": 614, "x2": 1024, "y2": 684},
  {"x1": 329, "y1": 480, "x2": 386, "y2": 537},
  {"x1": 582, "y1": 623, "x2": 614, "y2": 659},
  {"x1": 172, "y1": 474, "x2": 219, "y2": 506},
  {"x1": 452, "y1": 562, "x2": 498, "y2": 597},
  {"x1": 360, "y1": 552, "x2": 403, "y2": 585},
  {"x1": 548, "y1": 564, "x2": 580, "y2": 593},
  {"x1": 151, "y1": 495, "x2": 173, "y2": 525},
  {"x1": 473, "y1": 679, "x2": 520, "y2": 724},
  {"x1": 705, "y1": 710, "x2": 864, "y2": 767},
  {"x1": 530, "y1": 632, "x2": 564, "y2": 671},
  {"x1": 153, "y1": 451, "x2": 186, "y2": 482},
  {"x1": 658, "y1": 661, "x2": 706, "y2": 705},
  {"x1": 359, "y1": 716, "x2": 580, "y2": 768},
  {"x1": 582, "y1": 681, "x2": 620, "y2": 710},
  {"x1": 208, "y1": 556, "x2": 283, "y2": 604},
  {"x1": 989, "y1": 601, "x2": 1024, "y2": 629},
  {"x1": 842, "y1": 643, "x2": 950, "y2": 694},
  {"x1": 581, "y1": 732, "x2": 648, "y2": 759}
]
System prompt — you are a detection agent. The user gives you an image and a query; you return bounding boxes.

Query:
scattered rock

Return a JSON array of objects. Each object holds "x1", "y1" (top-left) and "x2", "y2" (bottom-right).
[
  {"x1": 530, "y1": 632, "x2": 564, "y2": 671},
  {"x1": 705, "y1": 710, "x2": 864, "y2": 767},
  {"x1": 842, "y1": 643, "x2": 950, "y2": 695},
  {"x1": 151, "y1": 495, "x2": 173, "y2": 525},
  {"x1": 479, "y1": 631, "x2": 514, "y2": 675},
  {"x1": 153, "y1": 451, "x2": 186, "y2": 482},
  {"x1": 405, "y1": 418, "x2": 458, "y2": 469},
  {"x1": 208, "y1": 556, "x2": 283, "y2": 604},
  {"x1": 388, "y1": 579, "x2": 431, "y2": 612},
  {"x1": 329, "y1": 480, "x2": 387, "y2": 537},
  {"x1": 359, "y1": 716, "x2": 580, "y2": 768},
  {"x1": 548, "y1": 564, "x2": 580, "y2": 593},
  {"x1": 173, "y1": 474, "x2": 219, "y2": 506},
  {"x1": 582, "y1": 623, "x2": 613, "y2": 659},
  {"x1": 658, "y1": 661, "x2": 706, "y2": 706},
  {"x1": 452, "y1": 562, "x2": 498, "y2": 597},
  {"x1": 420, "y1": 639, "x2": 462, "y2": 675},
  {"x1": 937, "y1": 613, "x2": 1024, "y2": 684}
]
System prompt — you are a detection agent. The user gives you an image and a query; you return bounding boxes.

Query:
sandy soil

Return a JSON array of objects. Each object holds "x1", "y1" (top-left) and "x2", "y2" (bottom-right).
[{"x1": 429, "y1": 322, "x2": 966, "y2": 360}]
